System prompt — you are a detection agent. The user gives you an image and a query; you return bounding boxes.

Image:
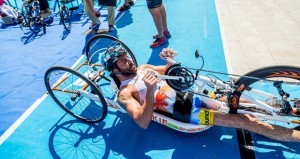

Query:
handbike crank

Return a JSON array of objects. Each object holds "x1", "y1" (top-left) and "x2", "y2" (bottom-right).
[{"x1": 164, "y1": 64, "x2": 195, "y2": 91}]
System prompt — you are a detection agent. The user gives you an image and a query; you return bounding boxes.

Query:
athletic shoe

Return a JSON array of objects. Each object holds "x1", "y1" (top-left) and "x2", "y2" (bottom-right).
[
  {"x1": 153, "y1": 30, "x2": 171, "y2": 39},
  {"x1": 118, "y1": 5, "x2": 130, "y2": 11},
  {"x1": 108, "y1": 25, "x2": 115, "y2": 32},
  {"x1": 150, "y1": 36, "x2": 167, "y2": 48},
  {"x1": 129, "y1": 1, "x2": 134, "y2": 5}
]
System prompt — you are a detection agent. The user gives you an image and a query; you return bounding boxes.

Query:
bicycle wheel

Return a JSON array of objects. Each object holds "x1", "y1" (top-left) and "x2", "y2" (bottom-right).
[
  {"x1": 85, "y1": 34, "x2": 138, "y2": 81},
  {"x1": 235, "y1": 65, "x2": 300, "y2": 128},
  {"x1": 44, "y1": 66, "x2": 108, "y2": 123},
  {"x1": 21, "y1": 2, "x2": 31, "y2": 27},
  {"x1": 59, "y1": 5, "x2": 71, "y2": 31},
  {"x1": 28, "y1": 8, "x2": 43, "y2": 33}
]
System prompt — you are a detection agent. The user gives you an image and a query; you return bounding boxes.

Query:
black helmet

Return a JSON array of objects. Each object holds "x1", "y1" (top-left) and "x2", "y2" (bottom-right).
[{"x1": 101, "y1": 42, "x2": 127, "y2": 71}]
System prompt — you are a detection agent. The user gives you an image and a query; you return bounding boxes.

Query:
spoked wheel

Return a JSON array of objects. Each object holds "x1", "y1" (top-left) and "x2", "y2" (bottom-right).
[
  {"x1": 59, "y1": 5, "x2": 71, "y2": 31},
  {"x1": 28, "y1": 11, "x2": 43, "y2": 33},
  {"x1": 21, "y1": 2, "x2": 31, "y2": 27},
  {"x1": 85, "y1": 34, "x2": 138, "y2": 82},
  {"x1": 235, "y1": 65, "x2": 300, "y2": 128},
  {"x1": 44, "y1": 66, "x2": 108, "y2": 123}
]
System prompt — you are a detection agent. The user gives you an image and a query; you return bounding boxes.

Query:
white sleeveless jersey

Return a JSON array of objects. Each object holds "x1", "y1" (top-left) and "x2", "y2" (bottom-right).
[{"x1": 120, "y1": 69, "x2": 176, "y2": 113}]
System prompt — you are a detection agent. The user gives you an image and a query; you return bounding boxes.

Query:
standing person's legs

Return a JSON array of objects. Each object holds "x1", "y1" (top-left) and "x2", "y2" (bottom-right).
[
  {"x1": 147, "y1": 0, "x2": 168, "y2": 47},
  {"x1": 158, "y1": 4, "x2": 167, "y2": 31},
  {"x1": 148, "y1": 7, "x2": 163, "y2": 36},
  {"x1": 107, "y1": 5, "x2": 115, "y2": 31},
  {"x1": 39, "y1": 0, "x2": 50, "y2": 18},
  {"x1": 83, "y1": 0, "x2": 100, "y2": 25}
]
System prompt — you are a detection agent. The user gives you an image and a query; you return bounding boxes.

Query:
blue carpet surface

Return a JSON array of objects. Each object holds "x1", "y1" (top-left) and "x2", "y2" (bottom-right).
[{"x1": 0, "y1": 0, "x2": 299, "y2": 158}]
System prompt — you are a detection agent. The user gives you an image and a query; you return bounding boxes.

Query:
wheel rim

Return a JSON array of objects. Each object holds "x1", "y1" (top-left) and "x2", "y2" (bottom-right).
[{"x1": 45, "y1": 66, "x2": 107, "y2": 122}]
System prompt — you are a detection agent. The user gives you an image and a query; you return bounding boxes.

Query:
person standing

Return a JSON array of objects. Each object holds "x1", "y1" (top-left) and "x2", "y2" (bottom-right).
[
  {"x1": 99, "y1": 0, "x2": 116, "y2": 32},
  {"x1": 147, "y1": 0, "x2": 171, "y2": 48},
  {"x1": 83, "y1": 0, "x2": 101, "y2": 29}
]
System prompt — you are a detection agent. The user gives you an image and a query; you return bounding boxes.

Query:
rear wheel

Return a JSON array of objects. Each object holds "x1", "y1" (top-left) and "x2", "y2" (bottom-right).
[
  {"x1": 44, "y1": 66, "x2": 107, "y2": 123},
  {"x1": 60, "y1": 5, "x2": 71, "y2": 31},
  {"x1": 235, "y1": 65, "x2": 300, "y2": 128},
  {"x1": 85, "y1": 34, "x2": 138, "y2": 82}
]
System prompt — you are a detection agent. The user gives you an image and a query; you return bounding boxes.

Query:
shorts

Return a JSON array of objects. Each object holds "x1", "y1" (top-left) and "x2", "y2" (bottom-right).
[
  {"x1": 146, "y1": 0, "x2": 162, "y2": 9},
  {"x1": 190, "y1": 95, "x2": 208, "y2": 124}
]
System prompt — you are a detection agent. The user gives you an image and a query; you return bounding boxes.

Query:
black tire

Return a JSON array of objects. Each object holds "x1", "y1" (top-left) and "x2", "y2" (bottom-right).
[
  {"x1": 85, "y1": 34, "x2": 138, "y2": 82},
  {"x1": 59, "y1": 5, "x2": 71, "y2": 31},
  {"x1": 44, "y1": 66, "x2": 108, "y2": 123},
  {"x1": 21, "y1": 2, "x2": 31, "y2": 27},
  {"x1": 235, "y1": 65, "x2": 300, "y2": 127},
  {"x1": 28, "y1": 6, "x2": 42, "y2": 33}
]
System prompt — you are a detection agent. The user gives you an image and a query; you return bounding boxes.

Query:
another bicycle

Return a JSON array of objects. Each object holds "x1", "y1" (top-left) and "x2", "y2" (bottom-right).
[
  {"x1": 44, "y1": 34, "x2": 300, "y2": 133},
  {"x1": 56, "y1": 0, "x2": 80, "y2": 31},
  {"x1": 21, "y1": 0, "x2": 46, "y2": 33}
]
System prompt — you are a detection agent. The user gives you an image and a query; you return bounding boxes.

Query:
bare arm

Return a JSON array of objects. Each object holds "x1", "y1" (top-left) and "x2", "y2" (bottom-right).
[{"x1": 118, "y1": 74, "x2": 158, "y2": 129}]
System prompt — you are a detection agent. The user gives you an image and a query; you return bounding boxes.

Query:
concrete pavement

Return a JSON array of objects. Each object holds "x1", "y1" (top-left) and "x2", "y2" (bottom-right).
[{"x1": 215, "y1": 0, "x2": 300, "y2": 75}]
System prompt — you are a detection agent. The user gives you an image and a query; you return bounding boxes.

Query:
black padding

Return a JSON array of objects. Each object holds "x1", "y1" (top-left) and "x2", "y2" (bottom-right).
[{"x1": 173, "y1": 92, "x2": 193, "y2": 123}]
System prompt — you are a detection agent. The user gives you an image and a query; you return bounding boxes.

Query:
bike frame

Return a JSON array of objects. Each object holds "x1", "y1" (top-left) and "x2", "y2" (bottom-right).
[{"x1": 51, "y1": 56, "x2": 300, "y2": 133}]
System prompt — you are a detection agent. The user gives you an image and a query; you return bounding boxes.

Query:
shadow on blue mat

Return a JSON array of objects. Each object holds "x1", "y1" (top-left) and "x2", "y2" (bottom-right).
[
  {"x1": 147, "y1": 43, "x2": 170, "y2": 65},
  {"x1": 115, "y1": 11, "x2": 133, "y2": 29},
  {"x1": 47, "y1": 111, "x2": 238, "y2": 159},
  {"x1": 251, "y1": 134, "x2": 300, "y2": 158}
]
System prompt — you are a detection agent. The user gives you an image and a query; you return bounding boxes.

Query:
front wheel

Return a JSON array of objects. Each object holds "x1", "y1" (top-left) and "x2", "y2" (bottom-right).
[
  {"x1": 44, "y1": 66, "x2": 108, "y2": 123},
  {"x1": 235, "y1": 65, "x2": 300, "y2": 128}
]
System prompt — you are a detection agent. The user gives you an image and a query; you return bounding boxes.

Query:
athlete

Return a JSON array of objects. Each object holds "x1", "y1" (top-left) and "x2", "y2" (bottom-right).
[{"x1": 101, "y1": 46, "x2": 300, "y2": 142}]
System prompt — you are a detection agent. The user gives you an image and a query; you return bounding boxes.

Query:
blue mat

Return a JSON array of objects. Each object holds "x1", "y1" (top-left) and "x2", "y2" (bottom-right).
[{"x1": 0, "y1": 0, "x2": 299, "y2": 158}]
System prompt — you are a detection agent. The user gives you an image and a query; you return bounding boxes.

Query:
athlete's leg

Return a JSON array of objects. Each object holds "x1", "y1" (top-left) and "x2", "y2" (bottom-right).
[
  {"x1": 158, "y1": 4, "x2": 167, "y2": 31},
  {"x1": 214, "y1": 111, "x2": 300, "y2": 142}
]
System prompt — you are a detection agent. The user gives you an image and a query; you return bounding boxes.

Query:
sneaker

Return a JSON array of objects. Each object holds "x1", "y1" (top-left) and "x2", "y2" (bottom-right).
[
  {"x1": 108, "y1": 25, "x2": 115, "y2": 32},
  {"x1": 150, "y1": 36, "x2": 167, "y2": 48},
  {"x1": 129, "y1": 1, "x2": 134, "y2": 6},
  {"x1": 153, "y1": 30, "x2": 171, "y2": 39},
  {"x1": 89, "y1": 22, "x2": 100, "y2": 30},
  {"x1": 118, "y1": 5, "x2": 130, "y2": 11}
]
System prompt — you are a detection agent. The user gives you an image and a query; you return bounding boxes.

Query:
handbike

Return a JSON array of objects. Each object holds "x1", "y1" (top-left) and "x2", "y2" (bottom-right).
[{"x1": 44, "y1": 34, "x2": 300, "y2": 133}]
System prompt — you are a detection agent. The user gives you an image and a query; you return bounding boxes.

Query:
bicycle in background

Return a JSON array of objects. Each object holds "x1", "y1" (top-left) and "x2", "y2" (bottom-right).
[{"x1": 56, "y1": 0, "x2": 80, "y2": 31}]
